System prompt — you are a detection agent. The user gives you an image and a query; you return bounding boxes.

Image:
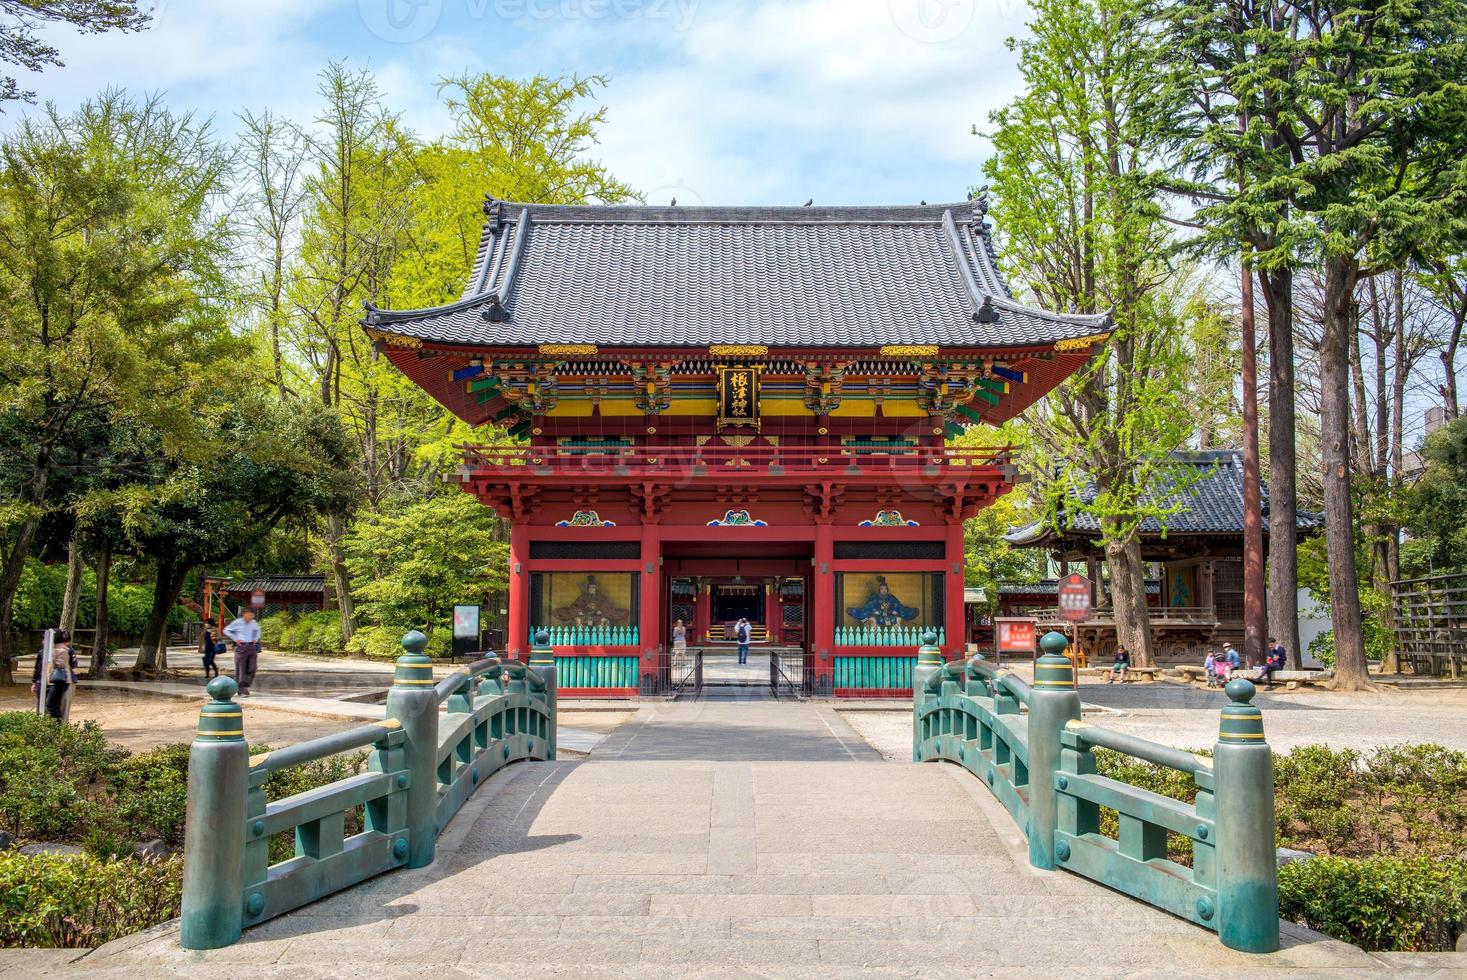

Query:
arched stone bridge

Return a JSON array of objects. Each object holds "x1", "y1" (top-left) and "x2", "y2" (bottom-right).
[{"x1": 46, "y1": 635, "x2": 1390, "y2": 978}]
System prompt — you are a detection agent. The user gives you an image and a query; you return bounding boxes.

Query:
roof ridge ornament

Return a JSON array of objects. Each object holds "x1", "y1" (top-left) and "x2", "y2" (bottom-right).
[{"x1": 484, "y1": 194, "x2": 504, "y2": 235}]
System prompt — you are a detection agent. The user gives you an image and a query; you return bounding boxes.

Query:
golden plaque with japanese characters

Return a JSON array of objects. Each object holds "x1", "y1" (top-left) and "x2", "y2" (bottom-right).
[{"x1": 717, "y1": 366, "x2": 760, "y2": 430}]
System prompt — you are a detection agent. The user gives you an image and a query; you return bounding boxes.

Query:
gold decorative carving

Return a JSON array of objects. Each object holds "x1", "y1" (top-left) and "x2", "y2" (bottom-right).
[
  {"x1": 880, "y1": 344, "x2": 938, "y2": 357},
  {"x1": 538, "y1": 343, "x2": 597, "y2": 356},
  {"x1": 709, "y1": 344, "x2": 768, "y2": 357},
  {"x1": 366, "y1": 329, "x2": 423, "y2": 350},
  {"x1": 1054, "y1": 333, "x2": 1111, "y2": 352}
]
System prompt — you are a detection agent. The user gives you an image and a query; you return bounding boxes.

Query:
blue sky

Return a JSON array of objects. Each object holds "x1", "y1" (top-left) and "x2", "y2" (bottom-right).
[{"x1": 18, "y1": 0, "x2": 1034, "y2": 205}]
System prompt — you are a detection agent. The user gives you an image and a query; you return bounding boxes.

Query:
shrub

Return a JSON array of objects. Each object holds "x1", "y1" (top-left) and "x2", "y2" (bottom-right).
[
  {"x1": 260, "y1": 610, "x2": 344, "y2": 654},
  {"x1": 1279, "y1": 856, "x2": 1467, "y2": 952},
  {"x1": 0, "y1": 852, "x2": 182, "y2": 948},
  {"x1": 110, "y1": 744, "x2": 191, "y2": 847},
  {"x1": 347, "y1": 623, "x2": 448, "y2": 660},
  {"x1": 0, "y1": 715, "x2": 125, "y2": 841}
]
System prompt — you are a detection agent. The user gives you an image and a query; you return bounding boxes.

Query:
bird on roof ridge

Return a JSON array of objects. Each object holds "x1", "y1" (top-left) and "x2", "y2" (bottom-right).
[{"x1": 803, "y1": 198, "x2": 813, "y2": 206}]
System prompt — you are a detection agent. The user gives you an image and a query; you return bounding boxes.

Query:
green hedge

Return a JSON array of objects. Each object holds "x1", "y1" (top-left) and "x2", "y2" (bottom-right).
[
  {"x1": 259, "y1": 610, "x2": 344, "y2": 654},
  {"x1": 1279, "y1": 856, "x2": 1467, "y2": 952},
  {"x1": 12, "y1": 559, "x2": 188, "y2": 635},
  {"x1": 0, "y1": 852, "x2": 182, "y2": 948}
]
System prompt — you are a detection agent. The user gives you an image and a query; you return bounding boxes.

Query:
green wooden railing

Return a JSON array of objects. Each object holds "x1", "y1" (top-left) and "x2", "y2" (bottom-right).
[
  {"x1": 834, "y1": 655, "x2": 916, "y2": 690},
  {"x1": 555, "y1": 655, "x2": 639, "y2": 688},
  {"x1": 913, "y1": 631, "x2": 1279, "y2": 954},
  {"x1": 180, "y1": 630, "x2": 557, "y2": 950}
]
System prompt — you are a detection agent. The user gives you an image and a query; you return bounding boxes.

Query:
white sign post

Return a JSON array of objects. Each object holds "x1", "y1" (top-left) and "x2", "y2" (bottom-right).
[{"x1": 36, "y1": 628, "x2": 54, "y2": 716}]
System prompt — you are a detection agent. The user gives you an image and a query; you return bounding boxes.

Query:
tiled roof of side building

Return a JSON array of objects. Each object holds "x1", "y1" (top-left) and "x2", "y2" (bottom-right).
[
  {"x1": 1006, "y1": 450, "x2": 1326, "y2": 546},
  {"x1": 224, "y1": 575, "x2": 327, "y2": 595},
  {"x1": 363, "y1": 200, "x2": 1111, "y2": 349}
]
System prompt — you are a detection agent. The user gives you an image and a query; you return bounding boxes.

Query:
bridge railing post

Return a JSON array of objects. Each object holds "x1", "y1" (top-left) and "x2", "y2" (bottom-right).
[
  {"x1": 911, "y1": 629, "x2": 943, "y2": 761},
  {"x1": 180, "y1": 676, "x2": 249, "y2": 950},
  {"x1": 1213, "y1": 679, "x2": 1279, "y2": 953},
  {"x1": 529, "y1": 629, "x2": 557, "y2": 760},
  {"x1": 386, "y1": 630, "x2": 439, "y2": 869},
  {"x1": 1027, "y1": 631, "x2": 1082, "y2": 870}
]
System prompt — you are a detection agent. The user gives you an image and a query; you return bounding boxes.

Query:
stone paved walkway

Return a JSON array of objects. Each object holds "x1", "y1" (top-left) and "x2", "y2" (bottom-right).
[{"x1": 43, "y1": 703, "x2": 1403, "y2": 977}]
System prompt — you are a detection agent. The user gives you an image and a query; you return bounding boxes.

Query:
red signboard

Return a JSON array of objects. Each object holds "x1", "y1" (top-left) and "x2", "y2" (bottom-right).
[
  {"x1": 995, "y1": 618, "x2": 1038, "y2": 654},
  {"x1": 1057, "y1": 573, "x2": 1091, "y2": 622}
]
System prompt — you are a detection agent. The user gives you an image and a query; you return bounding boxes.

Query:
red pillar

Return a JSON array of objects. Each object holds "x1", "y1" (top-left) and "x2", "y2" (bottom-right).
[
  {"x1": 508, "y1": 523, "x2": 529, "y2": 661},
  {"x1": 946, "y1": 521, "x2": 965, "y2": 659},
  {"x1": 639, "y1": 520, "x2": 662, "y2": 683},
  {"x1": 764, "y1": 577, "x2": 780, "y2": 642},
  {"x1": 814, "y1": 521, "x2": 835, "y2": 691}
]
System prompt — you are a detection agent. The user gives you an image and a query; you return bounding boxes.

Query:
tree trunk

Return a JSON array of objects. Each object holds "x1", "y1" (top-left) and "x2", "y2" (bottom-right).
[
  {"x1": 60, "y1": 528, "x2": 84, "y2": 634},
  {"x1": 91, "y1": 539, "x2": 111, "y2": 679},
  {"x1": 1240, "y1": 255, "x2": 1267, "y2": 666},
  {"x1": 134, "y1": 561, "x2": 190, "y2": 672},
  {"x1": 1262, "y1": 267, "x2": 1302, "y2": 669},
  {"x1": 1320, "y1": 257, "x2": 1370, "y2": 690},
  {"x1": 0, "y1": 516, "x2": 42, "y2": 688},
  {"x1": 1104, "y1": 533, "x2": 1155, "y2": 668},
  {"x1": 324, "y1": 512, "x2": 356, "y2": 643}
]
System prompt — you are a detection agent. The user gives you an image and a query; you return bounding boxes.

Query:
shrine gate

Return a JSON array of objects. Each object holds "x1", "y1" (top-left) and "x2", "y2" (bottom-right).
[{"x1": 365, "y1": 199, "x2": 1109, "y2": 696}]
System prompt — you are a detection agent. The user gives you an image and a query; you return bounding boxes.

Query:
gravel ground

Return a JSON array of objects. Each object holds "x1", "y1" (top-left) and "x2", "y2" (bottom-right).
[
  {"x1": 0, "y1": 687, "x2": 633, "y2": 755},
  {"x1": 840, "y1": 685, "x2": 1467, "y2": 759},
  {"x1": 0, "y1": 686, "x2": 360, "y2": 751}
]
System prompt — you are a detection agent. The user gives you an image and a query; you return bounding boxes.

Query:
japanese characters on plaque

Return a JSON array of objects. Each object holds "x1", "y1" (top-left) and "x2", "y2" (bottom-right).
[{"x1": 717, "y1": 366, "x2": 760, "y2": 429}]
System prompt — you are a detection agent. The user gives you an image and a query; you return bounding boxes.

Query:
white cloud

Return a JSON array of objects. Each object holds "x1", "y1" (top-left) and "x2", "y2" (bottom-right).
[{"x1": 6, "y1": 0, "x2": 1035, "y2": 206}]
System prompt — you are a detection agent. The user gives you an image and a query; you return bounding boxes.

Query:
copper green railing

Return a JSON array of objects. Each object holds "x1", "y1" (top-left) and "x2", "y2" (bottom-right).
[
  {"x1": 180, "y1": 630, "x2": 557, "y2": 950},
  {"x1": 913, "y1": 631, "x2": 1278, "y2": 954}
]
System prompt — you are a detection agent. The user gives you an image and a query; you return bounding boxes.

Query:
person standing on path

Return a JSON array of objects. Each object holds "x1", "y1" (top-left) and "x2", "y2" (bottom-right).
[
  {"x1": 672, "y1": 619, "x2": 687, "y2": 654},
  {"x1": 31, "y1": 629, "x2": 78, "y2": 720},
  {"x1": 224, "y1": 608, "x2": 261, "y2": 696},
  {"x1": 200, "y1": 623, "x2": 222, "y2": 679},
  {"x1": 735, "y1": 617, "x2": 751, "y2": 665}
]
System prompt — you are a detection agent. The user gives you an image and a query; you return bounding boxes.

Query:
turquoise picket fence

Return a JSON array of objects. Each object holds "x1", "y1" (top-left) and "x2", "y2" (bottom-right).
[
  {"x1": 554, "y1": 656, "x2": 639, "y2": 689},
  {"x1": 834, "y1": 625, "x2": 945, "y2": 647},
  {"x1": 531, "y1": 625, "x2": 641, "y2": 646},
  {"x1": 834, "y1": 655, "x2": 916, "y2": 690}
]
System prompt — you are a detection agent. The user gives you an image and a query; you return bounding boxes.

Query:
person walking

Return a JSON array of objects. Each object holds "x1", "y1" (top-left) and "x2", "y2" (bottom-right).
[
  {"x1": 31, "y1": 629, "x2": 78, "y2": 720},
  {"x1": 1203, "y1": 648, "x2": 1219, "y2": 688},
  {"x1": 224, "y1": 608, "x2": 262, "y2": 696},
  {"x1": 735, "y1": 617, "x2": 751, "y2": 665},
  {"x1": 672, "y1": 619, "x2": 687, "y2": 655},
  {"x1": 1106, "y1": 646, "x2": 1130, "y2": 684},
  {"x1": 200, "y1": 623, "x2": 222, "y2": 679}
]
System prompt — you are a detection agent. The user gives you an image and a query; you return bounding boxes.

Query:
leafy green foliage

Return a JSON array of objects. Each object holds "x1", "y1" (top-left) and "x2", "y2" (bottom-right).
[
  {"x1": 1406, "y1": 417, "x2": 1467, "y2": 573},
  {"x1": 11, "y1": 558, "x2": 186, "y2": 635},
  {"x1": 343, "y1": 492, "x2": 506, "y2": 654},
  {"x1": 1279, "y1": 857, "x2": 1467, "y2": 953},
  {"x1": 0, "y1": 852, "x2": 181, "y2": 949},
  {"x1": 258, "y1": 610, "x2": 344, "y2": 655}
]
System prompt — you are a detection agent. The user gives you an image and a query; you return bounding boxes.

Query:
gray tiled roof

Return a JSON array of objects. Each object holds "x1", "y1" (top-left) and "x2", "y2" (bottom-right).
[
  {"x1": 364, "y1": 201, "x2": 1110, "y2": 348},
  {"x1": 999, "y1": 580, "x2": 1161, "y2": 595},
  {"x1": 224, "y1": 575, "x2": 326, "y2": 595},
  {"x1": 1006, "y1": 450, "x2": 1326, "y2": 545}
]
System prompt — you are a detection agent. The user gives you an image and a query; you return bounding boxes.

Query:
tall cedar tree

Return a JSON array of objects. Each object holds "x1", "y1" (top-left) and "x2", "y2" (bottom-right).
[
  {"x1": 985, "y1": 0, "x2": 1200, "y2": 667},
  {"x1": 1276, "y1": 0, "x2": 1463, "y2": 688},
  {"x1": 1154, "y1": 0, "x2": 1309, "y2": 666}
]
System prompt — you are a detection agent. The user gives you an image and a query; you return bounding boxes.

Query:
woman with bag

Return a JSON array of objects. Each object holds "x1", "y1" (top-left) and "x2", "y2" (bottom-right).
[{"x1": 31, "y1": 629, "x2": 78, "y2": 720}]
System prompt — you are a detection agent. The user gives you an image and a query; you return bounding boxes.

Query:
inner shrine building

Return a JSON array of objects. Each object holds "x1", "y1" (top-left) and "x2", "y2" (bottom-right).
[{"x1": 366, "y1": 199, "x2": 1108, "y2": 696}]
